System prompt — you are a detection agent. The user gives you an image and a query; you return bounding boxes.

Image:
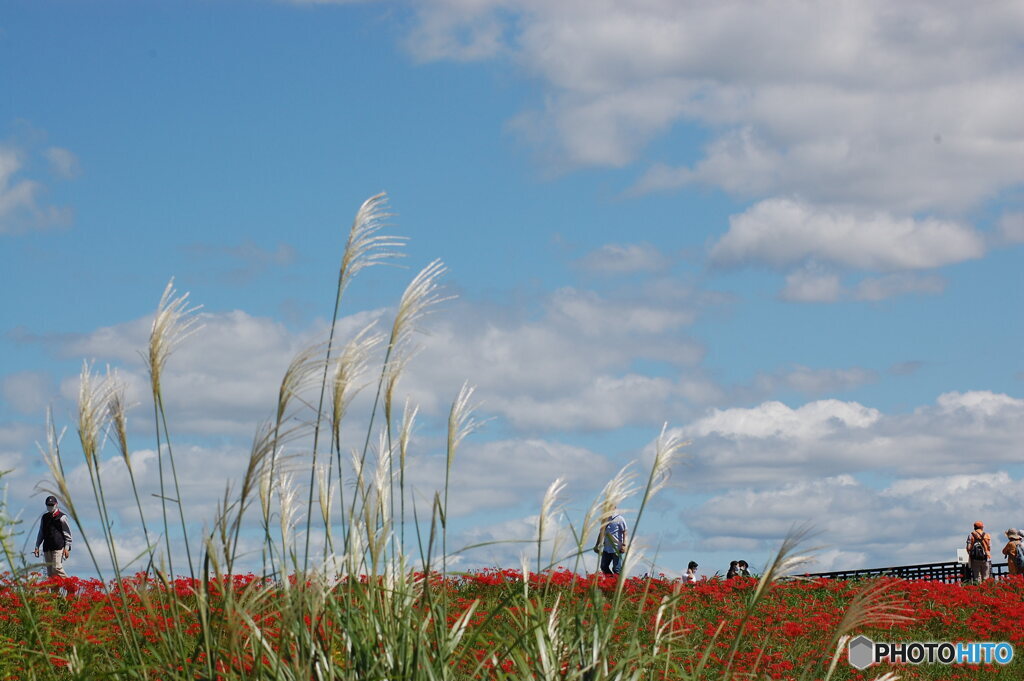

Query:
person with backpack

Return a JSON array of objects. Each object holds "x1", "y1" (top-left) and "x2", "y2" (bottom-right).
[
  {"x1": 966, "y1": 520, "x2": 991, "y2": 582},
  {"x1": 33, "y1": 495, "x2": 72, "y2": 578},
  {"x1": 1001, "y1": 528, "x2": 1023, "y2": 578}
]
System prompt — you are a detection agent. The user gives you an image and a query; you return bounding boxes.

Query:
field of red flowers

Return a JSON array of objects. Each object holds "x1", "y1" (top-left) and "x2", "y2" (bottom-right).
[{"x1": 0, "y1": 569, "x2": 1020, "y2": 680}]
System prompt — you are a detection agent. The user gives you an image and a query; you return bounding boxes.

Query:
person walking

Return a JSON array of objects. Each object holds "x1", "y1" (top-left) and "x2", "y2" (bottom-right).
[
  {"x1": 33, "y1": 495, "x2": 72, "y2": 578},
  {"x1": 1002, "y1": 528, "x2": 1022, "y2": 578},
  {"x1": 593, "y1": 510, "x2": 627, "y2": 575},
  {"x1": 966, "y1": 521, "x2": 991, "y2": 582}
]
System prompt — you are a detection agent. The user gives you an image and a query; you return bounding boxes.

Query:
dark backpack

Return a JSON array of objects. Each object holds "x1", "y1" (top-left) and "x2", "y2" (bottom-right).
[
  {"x1": 969, "y1": 532, "x2": 988, "y2": 560},
  {"x1": 1014, "y1": 542, "x2": 1024, "y2": 570}
]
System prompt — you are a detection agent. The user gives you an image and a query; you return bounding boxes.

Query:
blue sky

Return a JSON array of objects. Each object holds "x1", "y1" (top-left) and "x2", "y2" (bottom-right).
[{"x1": 2, "y1": 0, "x2": 1023, "y2": 578}]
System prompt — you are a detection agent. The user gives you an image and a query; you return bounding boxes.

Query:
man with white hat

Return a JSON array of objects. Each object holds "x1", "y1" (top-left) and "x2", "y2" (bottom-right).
[{"x1": 1002, "y1": 528, "x2": 1022, "y2": 577}]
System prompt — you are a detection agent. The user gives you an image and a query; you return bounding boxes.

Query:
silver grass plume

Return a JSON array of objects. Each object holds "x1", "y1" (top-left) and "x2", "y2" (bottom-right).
[
  {"x1": 315, "y1": 462, "x2": 334, "y2": 528},
  {"x1": 440, "y1": 382, "x2": 483, "y2": 571},
  {"x1": 276, "y1": 341, "x2": 329, "y2": 424},
  {"x1": 647, "y1": 424, "x2": 689, "y2": 498},
  {"x1": 372, "y1": 429, "x2": 392, "y2": 527},
  {"x1": 77, "y1": 362, "x2": 115, "y2": 469},
  {"x1": 397, "y1": 399, "x2": 418, "y2": 548},
  {"x1": 337, "y1": 193, "x2": 405, "y2": 298},
  {"x1": 258, "y1": 454, "x2": 275, "y2": 526},
  {"x1": 582, "y1": 463, "x2": 638, "y2": 548},
  {"x1": 277, "y1": 473, "x2": 300, "y2": 557},
  {"x1": 620, "y1": 545, "x2": 646, "y2": 576},
  {"x1": 383, "y1": 351, "x2": 410, "y2": 426},
  {"x1": 761, "y1": 525, "x2": 817, "y2": 585},
  {"x1": 834, "y1": 578, "x2": 913, "y2": 639},
  {"x1": 37, "y1": 409, "x2": 72, "y2": 515},
  {"x1": 106, "y1": 371, "x2": 154, "y2": 552},
  {"x1": 349, "y1": 447, "x2": 366, "y2": 503},
  {"x1": 398, "y1": 399, "x2": 418, "y2": 474},
  {"x1": 387, "y1": 259, "x2": 452, "y2": 367},
  {"x1": 147, "y1": 278, "x2": 202, "y2": 394},
  {"x1": 106, "y1": 371, "x2": 131, "y2": 466},
  {"x1": 331, "y1": 324, "x2": 381, "y2": 431},
  {"x1": 537, "y1": 477, "x2": 567, "y2": 571},
  {"x1": 447, "y1": 381, "x2": 483, "y2": 462},
  {"x1": 541, "y1": 594, "x2": 564, "y2": 678}
]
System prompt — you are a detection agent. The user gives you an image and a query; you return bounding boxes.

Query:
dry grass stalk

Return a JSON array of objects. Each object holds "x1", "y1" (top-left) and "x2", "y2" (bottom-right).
[{"x1": 147, "y1": 278, "x2": 202, "y2": 395}]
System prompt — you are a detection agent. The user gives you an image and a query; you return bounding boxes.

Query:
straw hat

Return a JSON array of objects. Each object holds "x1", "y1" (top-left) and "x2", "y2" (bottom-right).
[{"x1": 1006, "y1": 528, "x2": 1021, "y2": 540}]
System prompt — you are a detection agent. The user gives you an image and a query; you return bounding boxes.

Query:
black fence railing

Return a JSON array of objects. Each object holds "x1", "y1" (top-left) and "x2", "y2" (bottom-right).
[{"x1": 805, "y1": 560, "x2": 1010, "y2": 583}]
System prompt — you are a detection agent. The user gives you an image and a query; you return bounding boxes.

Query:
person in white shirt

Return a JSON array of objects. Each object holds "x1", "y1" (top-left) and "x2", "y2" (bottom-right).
[{"x1": 593, "y1": 512, "x2": 628, "y2": 575}]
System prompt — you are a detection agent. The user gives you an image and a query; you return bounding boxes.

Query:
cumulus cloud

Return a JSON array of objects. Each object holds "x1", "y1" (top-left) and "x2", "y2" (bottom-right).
[
  {"x1": 853, "y1": 273, "x2": 945, "y2": 301},
  {"x1": 576, "y1": 243, "x2": 671, "y2": 275},
  {"x1": 997, "y1": 212, "x2": 1024, "y2": 244},
  {"x1": 770, "y1": 366, "x2": 878, "y2": 395},
  {"x1": 710, "y1": 199, "x2": 985, "y2": 271},
  {"x1": 687, "y1": 472, "x2": 1024, "y2": 570},
  {"x1": 44, "y1": 147, "x2": 80, "y2": 179},
  {"x1": 672, "y1": 390, "x2": 1024, "y2": 487},
  {"x1": 779, "y1": 265, "x2": 841, "y2": 303},
  {"x1": 20, "y1": 267, "x2": 717, "y2": 444},
  {"x1": 184, "y1": 240, "x2": 299, "y2": 284},
  {"x1": 410, "y1": 438, "x2": 614, "y2": 517},
  {"x1": 0, "y1": 143, "x2": 74, "y2": 234},
  {"x1": 408, "y1": 1, "x2": 1024, "y2": 214},
  {"x1": 1, "y1": 371, "x2": 55, "y2": 416},
  {"x1": 395, "y1": 285, "x2": 716, "y2": 431},
  {"x1": 54, "y1": 307, "x2": 362, "y2": 436}
]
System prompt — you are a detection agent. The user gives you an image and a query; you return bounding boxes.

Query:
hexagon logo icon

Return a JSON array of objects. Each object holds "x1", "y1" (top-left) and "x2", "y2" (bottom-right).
[{"x1": 848, "y1": 635, "x2": 875, "y2": 670}]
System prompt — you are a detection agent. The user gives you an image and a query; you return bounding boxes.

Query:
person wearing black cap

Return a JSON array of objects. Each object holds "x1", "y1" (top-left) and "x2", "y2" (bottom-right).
[{"x1": 33, "y1": 496, "x2": 72, "y2": 578}]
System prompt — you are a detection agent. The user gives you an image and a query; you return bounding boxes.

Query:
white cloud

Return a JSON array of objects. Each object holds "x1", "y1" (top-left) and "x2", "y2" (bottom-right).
[
  {"x1": 710, "y1": 199, "x2": 985, "y2": 271},
  {"x1": 686, "y1": 399, "x2": 880, "y2": 441},
  {"x1": 0, "y1": 144, "x2": 74, "y2": 235},
  {"x1": 1, "y1": 371, "x2": 55, "y2": 416},
  {"x1": 997, "y1": 212, "x2": 1024, "y2": 244},
  {"x1": 669, "y1": 391, "x2": 1024, "y2": 489},
  {"x1": 780, "y1": 266, "x2": 945, "y2": 303},
  {"x1": 773, "y1": 366, "x2": 878, "y2": 395},
  {"x1": 0, "y1": 422, "x2": 34, "y2": 475},
  {"x1": 44, "y1": 147, "x2": 80, "y2": 179},
  {"x1": 853, "y1": 273, "x2": 945, "y2": 301},
  {"x1": 389, "y1": 284, "x2": 716, "y2": 431},
  {"x1": 576, "y1": 243, "x2": 671, "y2": 275},
  {"x1": 56, "y1": 308, "x2": 359, "y2": 436},
  {"x1": 780, "y1": 265, "x2": 841, "y2": 302},
  {"x1": 410, "y1": 437, "x2": 614, "y2": 517},
  {"x1": 408, "y1": 1, "x2": 1024, "y2": 213},
  {"x1": 687, "y1": 471, "x2": 1024, "y2": 570},
  {"x1": 184, "y1": 240, "x2": 299, "y2": 285}
]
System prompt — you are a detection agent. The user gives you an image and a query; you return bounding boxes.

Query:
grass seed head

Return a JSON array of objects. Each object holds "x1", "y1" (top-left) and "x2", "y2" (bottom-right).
[{"x1": 147, "y1": 278, "x2": 202, "y2": 396}]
